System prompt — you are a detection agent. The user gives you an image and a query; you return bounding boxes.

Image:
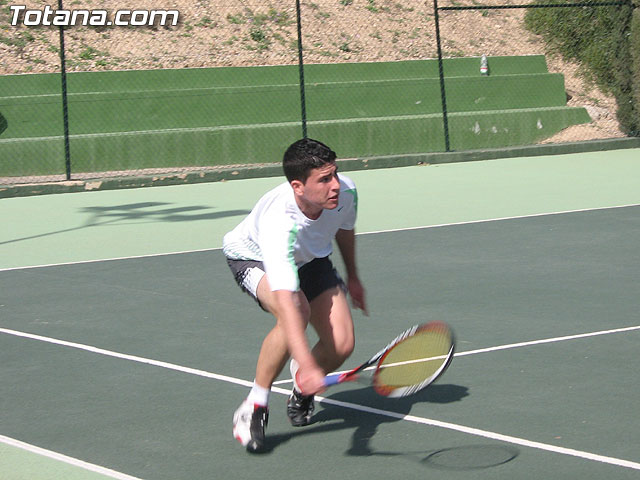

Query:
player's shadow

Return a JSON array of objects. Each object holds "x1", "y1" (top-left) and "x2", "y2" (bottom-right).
[{"x1": 262, "y1": 384, "x2": 469, "y2": 455}]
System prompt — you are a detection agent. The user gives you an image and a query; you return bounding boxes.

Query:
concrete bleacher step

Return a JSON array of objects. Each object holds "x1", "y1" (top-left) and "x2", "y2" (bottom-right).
[
  {"x1": 2, "y1": 72, "x2": 575, "y2": 138},
  {"x1": 0, "y1": 55, "x2": 591, "y2": 177},
  {"x1": 0, "y1": 55, "x2": 551, "y2": 97},
  {"x1": 1, "y1": 106, "x2": 590, "y2": 177}
]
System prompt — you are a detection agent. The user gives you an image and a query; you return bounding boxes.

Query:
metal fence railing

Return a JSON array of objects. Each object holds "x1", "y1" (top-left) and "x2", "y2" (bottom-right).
[{"x1": 0, "y1": 0, "x2": 635, "y2": 185}]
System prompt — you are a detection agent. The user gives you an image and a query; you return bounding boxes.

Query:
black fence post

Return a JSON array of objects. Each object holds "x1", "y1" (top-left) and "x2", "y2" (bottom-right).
[
  {"x1": 433, "y1": 0, "x2": 451, "y2": 152},
  {"x1": 58, "y1": 0, "x2": 71, "y2": 180},
  {"x1": 295, "y1": 0, "x2": 308, "y2": 139}
]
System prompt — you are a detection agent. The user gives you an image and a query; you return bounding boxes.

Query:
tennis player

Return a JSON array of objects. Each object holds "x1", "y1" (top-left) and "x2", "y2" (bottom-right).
[{"x1": 223, "y1": 138, "x2": 367, "y2": 453}]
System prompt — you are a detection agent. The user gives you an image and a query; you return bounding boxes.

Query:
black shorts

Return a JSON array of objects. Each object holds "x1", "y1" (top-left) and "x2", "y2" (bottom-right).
[{"x1": 226, "y1": 256, "x2": 345, "y2": 309}]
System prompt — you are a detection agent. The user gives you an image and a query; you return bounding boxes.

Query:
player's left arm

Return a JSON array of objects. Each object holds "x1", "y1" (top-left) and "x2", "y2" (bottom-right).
[{"x1": 335, "y1": 228, "x2": 368, "y2": 315}]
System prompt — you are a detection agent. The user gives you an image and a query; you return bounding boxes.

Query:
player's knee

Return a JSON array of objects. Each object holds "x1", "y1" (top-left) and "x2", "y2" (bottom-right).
[{"x1": 334, "y1": 332, "x2": 355, "y2": 361}]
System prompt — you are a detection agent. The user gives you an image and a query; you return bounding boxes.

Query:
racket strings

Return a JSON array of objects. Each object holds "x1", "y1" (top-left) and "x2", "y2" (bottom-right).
[{"x1": 374, "y1": 328, "x2": 452, "y2": 392}]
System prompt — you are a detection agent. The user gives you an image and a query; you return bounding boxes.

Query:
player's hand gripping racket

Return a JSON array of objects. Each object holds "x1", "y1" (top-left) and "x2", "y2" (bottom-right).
[{"x1": 324, "y1": 321, "x2": 455, "y2": 398}]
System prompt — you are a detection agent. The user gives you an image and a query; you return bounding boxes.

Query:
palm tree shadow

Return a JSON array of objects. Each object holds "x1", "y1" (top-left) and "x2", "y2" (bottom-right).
[
  {"x1": 262, "y1": 384, "x2": 469, "y2": 455},
  {"x1": 0, "y1": 201, "x2": 250, "y2": 246}
]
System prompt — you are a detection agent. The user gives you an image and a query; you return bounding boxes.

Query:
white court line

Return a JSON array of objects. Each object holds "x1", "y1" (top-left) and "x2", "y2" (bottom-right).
[
  {"x1": 454, "y1": 325, "x2": 640, "y2": 357},
  {"x1": 0, "y1": 434, "x2": 145, "y2": 480},
  {"x1": 0, "y1": 327, "x2": 253, "y2": 389},
  {"x1": 358, "y1": 202, "x2": 640, "y2": 237},
  {"x1": 2, "y1": 202, "x2": 639, "y2": 273},
  {"x1": 2, "y1": 325, "x2": 640, "y2": 471},
  {"x1": 311, "y1": 397, "x2": 640, "y2": 471},
  {"x1": 0, "y1": 247, "x2": 221, "y2": 273},
  {"x1": 273, "y1": 325, "x2": 640, "y2": 384}
]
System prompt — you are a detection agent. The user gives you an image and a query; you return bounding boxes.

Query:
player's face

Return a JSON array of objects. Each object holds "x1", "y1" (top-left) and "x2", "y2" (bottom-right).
[{"x1": 292, "y1": 162, "x2": 340, "y2": 219}]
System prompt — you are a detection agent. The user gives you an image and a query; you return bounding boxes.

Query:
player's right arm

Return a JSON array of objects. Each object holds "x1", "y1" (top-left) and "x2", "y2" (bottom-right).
[
  {"x1": 257, "y1": 212, "x2": 326, "y2": 395},
  {"x1": 270, "y1": 290, "x2": 326, "y2": 395}
]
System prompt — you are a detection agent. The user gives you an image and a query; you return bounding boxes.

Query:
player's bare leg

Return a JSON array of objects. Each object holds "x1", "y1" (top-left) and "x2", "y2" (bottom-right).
[
  {"x1": 287, "y1": 286, "x2": 354, "y2": 426},
  {"x1": 254, "y1": 276, "x2": 311, "y2": 389},
  {"x1": 233, "y1": 276, "x2": 310, "y2": 452},
  {"x1": 308, "y1": 286, "x2": 355, "y2": 373}
]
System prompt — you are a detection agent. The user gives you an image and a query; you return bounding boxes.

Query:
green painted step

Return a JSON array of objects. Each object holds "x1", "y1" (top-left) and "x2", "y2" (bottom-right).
[
  {"x1": 0, "y1": 55, "x2": 549, "y2": 96},
  {"x1": 1, "y1": 73, "x2": 570, "y2": 139},
  {"x1": 0, "y1": 107, "x2": 591, "y2": 177},
  {"x1": 0, "y1": 55, "x2": 589, "y2": 179}
]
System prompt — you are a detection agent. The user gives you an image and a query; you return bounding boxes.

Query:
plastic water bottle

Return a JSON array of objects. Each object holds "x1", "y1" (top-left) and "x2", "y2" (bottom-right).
[{"x1": 480, "y1": 54, "x2": 489, "y2": 76}]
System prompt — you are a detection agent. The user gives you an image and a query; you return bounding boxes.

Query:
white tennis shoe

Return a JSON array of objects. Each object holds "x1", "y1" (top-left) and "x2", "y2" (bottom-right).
[{"x1": 232, "y1": 400, "x2": 268, "y2": 453}]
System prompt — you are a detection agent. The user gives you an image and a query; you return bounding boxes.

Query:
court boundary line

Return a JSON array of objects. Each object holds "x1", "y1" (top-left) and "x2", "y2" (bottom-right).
[
  {"x1": 2, "y1": 325, "x2": 639, "y2": 471},
  {"x1": 357, "y1": 202, "x2": 640, "y2": 237},
  {"x1": 273, "y1": 325, "x2": 640, "y2": 384},
  {"x1": 0, "y1": 434, "x2": 145, "y2": 480},
  {"x1": 1, "y1": 202, "x2": 639, "y2": 273},
  {"x1": 314, "y1": 396, "x2": 640, "y2": 471}
]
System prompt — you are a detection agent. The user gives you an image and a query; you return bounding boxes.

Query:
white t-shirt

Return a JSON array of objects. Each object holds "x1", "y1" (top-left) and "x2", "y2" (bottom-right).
[{"x1": 223, "y1": 174, "x2": 358, "y2": 291}]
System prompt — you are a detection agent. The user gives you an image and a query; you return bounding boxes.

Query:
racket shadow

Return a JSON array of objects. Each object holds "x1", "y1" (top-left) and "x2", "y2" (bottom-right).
[{"x1": 263, "y1": 383, "x2": 468, "y2": 455}]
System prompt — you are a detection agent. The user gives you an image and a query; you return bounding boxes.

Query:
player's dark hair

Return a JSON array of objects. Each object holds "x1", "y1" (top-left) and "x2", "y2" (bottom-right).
[{"x1": 283, "y1": 138, "x2": 337, "y2": 183}]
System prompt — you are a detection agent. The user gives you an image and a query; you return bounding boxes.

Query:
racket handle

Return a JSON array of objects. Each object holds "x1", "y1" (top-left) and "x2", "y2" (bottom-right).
[{"x1": 324, "y1": 373, "x2": 342, "y2": 386}]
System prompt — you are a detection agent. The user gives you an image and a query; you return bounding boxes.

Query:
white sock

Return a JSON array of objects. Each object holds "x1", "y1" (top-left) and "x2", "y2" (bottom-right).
[{"x1": 246, "y1": 381, "x2": 270, "y2": 407}]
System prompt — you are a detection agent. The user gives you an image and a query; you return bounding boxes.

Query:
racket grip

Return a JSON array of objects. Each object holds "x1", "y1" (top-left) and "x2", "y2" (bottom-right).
[{"x1": 324, "y1": 373, "x2": 342, "y2": 387}]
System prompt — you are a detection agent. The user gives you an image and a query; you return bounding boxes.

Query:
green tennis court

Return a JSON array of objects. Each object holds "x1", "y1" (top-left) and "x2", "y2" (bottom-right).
[{"x1": 1, "y1": 148, "x2": 639, "y2": 480}]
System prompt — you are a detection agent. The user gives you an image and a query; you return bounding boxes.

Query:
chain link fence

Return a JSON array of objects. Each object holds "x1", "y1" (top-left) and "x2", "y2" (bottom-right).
[{"x1": 0, "y1": 0, "x2": 636, "y2": 186}]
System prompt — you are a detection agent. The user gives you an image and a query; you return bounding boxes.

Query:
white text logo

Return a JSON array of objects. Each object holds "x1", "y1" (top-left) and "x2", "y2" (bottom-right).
[{"x1": 10, "y1": 5, "x2": 180, "y2": 27}]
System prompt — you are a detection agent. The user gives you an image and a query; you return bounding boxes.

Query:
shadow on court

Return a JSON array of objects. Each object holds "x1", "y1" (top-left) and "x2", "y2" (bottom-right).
[
  {"x1": 420, "y1": 444, "x2": 520, "y2": 470},
  {"x1": 262, "y1": 384, "x2": 518, "y2": 469},
  {"x1": 0, "y1": 202, "x2": 250, "y2": 246},
  {"x1": 80, "y1": 202, "x2": 250, "y2": 223},
  {"x1": 263, "y1": 384, "x2": 470, "y2": 455}
]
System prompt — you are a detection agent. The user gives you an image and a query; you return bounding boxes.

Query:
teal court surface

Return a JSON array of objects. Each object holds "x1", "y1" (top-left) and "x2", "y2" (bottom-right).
[{"x1": 1, "y1": 147, "x2": 640, "y2": 480}]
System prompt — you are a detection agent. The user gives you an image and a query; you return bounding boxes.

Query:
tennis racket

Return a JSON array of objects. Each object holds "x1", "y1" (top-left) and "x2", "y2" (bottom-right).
[{"x1": 324, "y1": 321, "x2": 455, "y2": 398}]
